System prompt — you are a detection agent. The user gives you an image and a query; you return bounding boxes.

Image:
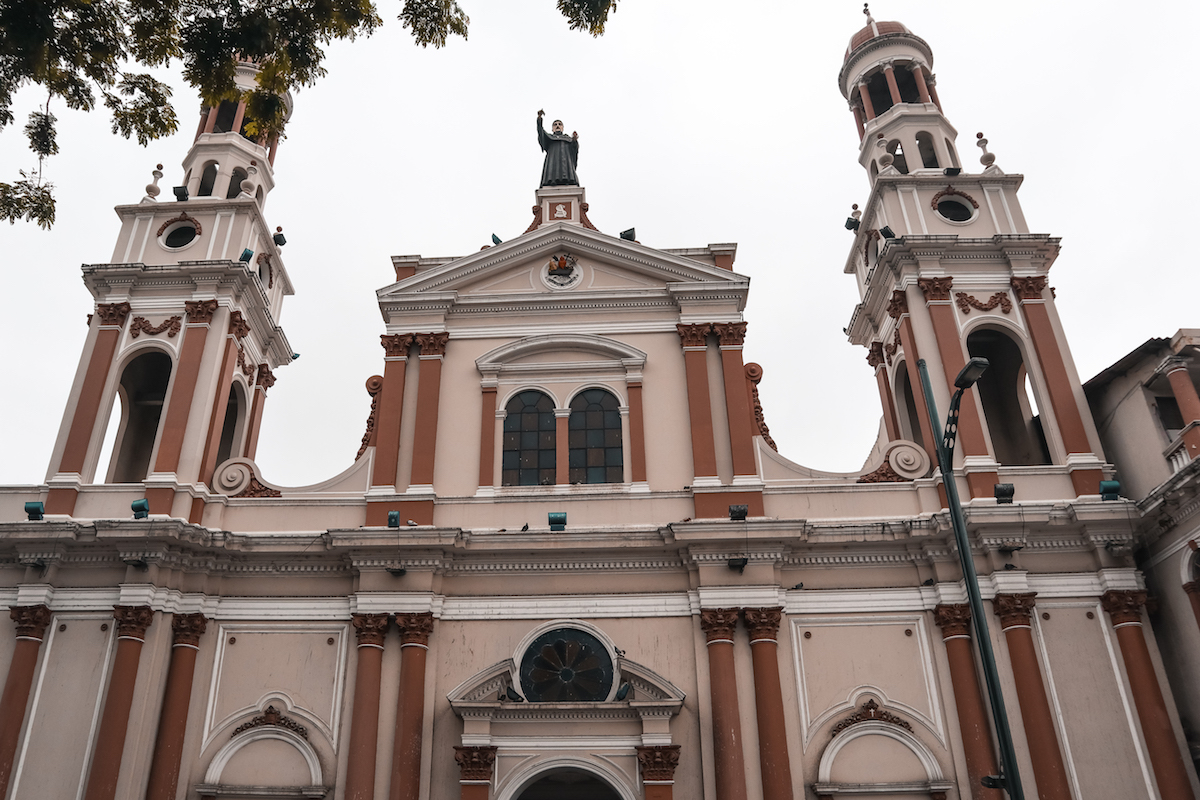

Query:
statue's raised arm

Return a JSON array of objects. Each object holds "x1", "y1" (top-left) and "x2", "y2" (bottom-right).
[{"x1": 537, "y1": 112, "x2": 579, "y2": 187}]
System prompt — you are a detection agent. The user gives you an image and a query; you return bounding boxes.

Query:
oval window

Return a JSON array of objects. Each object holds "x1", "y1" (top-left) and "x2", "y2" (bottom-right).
[
  {"x1": 937, "y1": 199, "x2": 973, "y2": 222},
  {"x1": 519, "y1": 627, "x2": 614, "y2": 702},
  {"x1": 162, "y1": 222, "x2": 198, "y2": 248}
]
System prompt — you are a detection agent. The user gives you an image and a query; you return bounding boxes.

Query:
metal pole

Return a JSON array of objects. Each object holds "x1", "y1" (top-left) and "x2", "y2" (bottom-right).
[{"x1": 917, "y1": 359, "x2": 1025, "y2": 800}]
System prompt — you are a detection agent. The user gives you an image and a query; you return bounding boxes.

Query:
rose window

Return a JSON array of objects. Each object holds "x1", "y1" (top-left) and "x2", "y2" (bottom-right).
[{"x1": 519, "y1": 628, "x2": 614, "y2": 702}]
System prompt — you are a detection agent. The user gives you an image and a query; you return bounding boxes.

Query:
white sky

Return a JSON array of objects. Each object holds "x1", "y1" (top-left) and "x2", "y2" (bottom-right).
[{"x1": 1, "y1": 1, "x2": 1197, "y2": 487}]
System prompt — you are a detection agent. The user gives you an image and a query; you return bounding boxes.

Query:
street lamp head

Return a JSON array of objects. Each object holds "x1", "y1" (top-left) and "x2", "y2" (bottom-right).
[{"x1": 954, "y1": 357, "x2": 990, "y2": 389}]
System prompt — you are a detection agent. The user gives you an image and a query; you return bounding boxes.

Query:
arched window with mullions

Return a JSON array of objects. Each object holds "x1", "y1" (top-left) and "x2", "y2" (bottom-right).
[
  {"x1": 569, "y1": 389, "x2": 623, "y2": 484},
  {"x1": 502, "y1": 391, "x2": 556, "y2": 486}
]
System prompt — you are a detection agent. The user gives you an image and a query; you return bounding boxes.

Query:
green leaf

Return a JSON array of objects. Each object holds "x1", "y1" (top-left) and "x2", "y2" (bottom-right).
[
  {"x1": 24, "y1": 111, "x2": 57, "y2": 157},
  {"x1": 556, "y1": 0, "x2": 617, "y2": 36},
  {"x1": 103, "y1": 73, "x2": 180, "y2": 146},
  {"x1": 399, "y1": 0, "x2": 469, "y2": 48},
  {"x1": 0, "y1": 173, "x2": 56, "y2": 229}
]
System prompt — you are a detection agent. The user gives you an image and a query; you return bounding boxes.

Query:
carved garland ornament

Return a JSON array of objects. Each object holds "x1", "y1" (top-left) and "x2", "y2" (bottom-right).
[
  {"x1": 232, "y1": 705, "x2": 308, "y2": 740},
  {"x1": 954, "y1": 292, "x2": 1012, "y2": 315},
  {"x1": 831, "y1": 699, "x2": 913, "y2": 736},
  {"x1": 156, "y1": 212, "x2": 202, "y2": 237},
  {"x1": 745, "y1": 363, "x2": 778, "y2": 452},
  {"x1": 130, "y1": 315, "x2": 182, "y2": 338},
  {"x1": 236, "y1": 345, "x2": 254, "y2": 377},
  {"x1": 256, "y1": 252, "x2": 274, "y2": 289},
  {"x1": 356, "y1": 375, "x2": 384, "y2": 461},
  {"x1": 863, "y1": 228, "x2": 881, "y2": 269},
  {"x1": 234, "y1": 477, "x2": 281, "y2": 498},
  {"x1": 884, "y1": 328, "x2": 901, "y2": 366},
  {"x1": 929, "y1": 186, "x2": 979, "y2": 211}
]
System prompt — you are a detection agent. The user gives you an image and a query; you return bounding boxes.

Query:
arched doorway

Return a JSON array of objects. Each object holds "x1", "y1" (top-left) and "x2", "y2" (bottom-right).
[{"x1": 516, "y1": 768, "x2": 621, "y2": 800}]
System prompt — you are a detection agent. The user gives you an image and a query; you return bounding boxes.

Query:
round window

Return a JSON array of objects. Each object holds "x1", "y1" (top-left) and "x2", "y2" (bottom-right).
[
  {"x1": 936, "y1": 199, "x2": 973, "y2": 222},
  {"x1": 519, "y1": 627, "x2": 614, "y2": 702},
  {"x1": 162, "y1": 222, "x2": 198, "y2": 248}
]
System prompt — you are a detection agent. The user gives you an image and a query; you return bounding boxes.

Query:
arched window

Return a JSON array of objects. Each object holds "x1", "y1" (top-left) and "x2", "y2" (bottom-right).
[
  {"x1": 866, "y1": 72, "x2": 893, "y2": 117},
  {"x1": 226, "y1": 168, "x2": 248, "y2": 199},
  {"x1": 967, "y1": 330, "x2": 1051, "y2": 465},
  {"x1": 895, "y1": 66, "x2": 921, "y2": 103},
  {"x1": 944, "y1": 138, "x2": 960, "y2": 168},
  {"x1": 502, "y1": 391, "x2": 556, "y2": 486},
  {"x1": 568, "y1": 389, "x2": 623, "y2": 484},
  {"x1": 107, "y1": 351, "x2": 173, "y2": 483},
  {"x1": 887, "y1": 140, "x2": 909, "y2": 174},
  {"x1": 915, "y1": 131, "x2": 939, "y2": 169},
  {"x1": 198, "y1": 162, "x2": 220, "y2": 197},
  {"x1": 212, "y1": 100, "x2": 238, "y2": 133},
  {"x1": 895, "y1": 364, "x2": 925, "y2": 450}
]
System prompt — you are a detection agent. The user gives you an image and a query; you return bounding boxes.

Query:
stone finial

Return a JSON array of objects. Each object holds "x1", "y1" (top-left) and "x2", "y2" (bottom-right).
[
  {"x1": 144, "y1": 163, "x2": 164, "y2": 201},
  {"x1": 976, "y1": 132, "x2": 996, "y2": 168},
  {"x1": 851, "y1": 203, "x2": 862, "y2": 222},
  {"x1": 863, "y1": 2, "x2": 874, "y2": 24},
  {"x1": 876, "y1": 134, "x2": 894, "y2": 169}
]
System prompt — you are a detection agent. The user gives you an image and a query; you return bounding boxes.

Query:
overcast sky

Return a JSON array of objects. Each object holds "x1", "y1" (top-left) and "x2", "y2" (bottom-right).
[{"x1": 1, "y1": 1, "x2": 1196, "y2": 488}]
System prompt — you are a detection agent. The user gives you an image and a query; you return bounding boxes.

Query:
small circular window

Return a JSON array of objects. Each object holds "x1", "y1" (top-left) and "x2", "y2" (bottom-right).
[
  {"x1": 519, "y1": 627, "x2": 614, "y2": 702},
  {"x1": 937, "y1": 199, "x2": 973, "y2": 222},
  {"x1": 162, "y1": 222, "x2": 198, "y2": 248}
]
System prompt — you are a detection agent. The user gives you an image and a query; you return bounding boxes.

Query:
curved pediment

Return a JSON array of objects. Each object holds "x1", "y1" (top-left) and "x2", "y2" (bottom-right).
[
  {"x1": 477, "y1": 334, "x2": 647, "y2": 377},
  {"x1": 447, "y1": 656, "x2": 685, "y2": 710}
]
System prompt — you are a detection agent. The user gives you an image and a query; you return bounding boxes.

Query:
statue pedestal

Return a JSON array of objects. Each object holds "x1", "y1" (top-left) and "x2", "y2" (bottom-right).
[{"x1": 536, "y1": 185, "x2": 586, "y2": 229}]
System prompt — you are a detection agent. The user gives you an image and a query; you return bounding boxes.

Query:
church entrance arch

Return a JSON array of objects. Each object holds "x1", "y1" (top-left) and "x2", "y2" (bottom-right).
[{"x1": 512, "y1": 766, "x2": 624, "y2": 800}]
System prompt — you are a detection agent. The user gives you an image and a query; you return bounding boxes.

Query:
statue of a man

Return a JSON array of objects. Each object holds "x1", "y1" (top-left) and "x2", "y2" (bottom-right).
[{"x1": 537, "y1": 110, "x2": 579, "y2": 187}]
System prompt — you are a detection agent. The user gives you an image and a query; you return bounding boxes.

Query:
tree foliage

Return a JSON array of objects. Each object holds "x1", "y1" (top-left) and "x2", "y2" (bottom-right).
[{"x1": 0, "y1": 0, "x2": 619, "y2": 228}]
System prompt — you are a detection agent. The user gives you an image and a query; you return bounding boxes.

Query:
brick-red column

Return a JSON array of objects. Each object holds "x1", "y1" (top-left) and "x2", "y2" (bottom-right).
[
  {"x1": 50, "y1": 303, "x2": 132, "y2": 514},
  {"x1": 743, "y1": 608, "x2": 794, "y2": 800},
  {"x1": 454, "y1": 746, "x2": 496, "y2": 800},
  {"x1": 699, "y1": 608, "x2": 748, "y2": 800},
  {"x1": 919, "y1": 278, "x2": 997, "y2": 499},
  {"x1": 868, "y1": 343, "x2": 900, "y2": 442},
  {"x1": 714, "y1": 323, "x2": 757, "y2": 477},
  {"x1": 410, "y1": 334, "x2": 449, "y2": 488},
  {"x1": 197, "y1": 309, "x2": 250, "y2": 486},
  {"x1": 345, "y1": 614, "x2": 390, "y2": 800},
  {"x1": 1183, "y1": 582, "x2": 1200, "y2": 637},
  {"x1": 628, "y1": 381, "x2": 648, "y2": 483},
  {"x1": 243, "y1": 365, "x2": 275, "y2": 460},
  {"x1": 911, "y1": 64, "x2": 933, "y2": 103},
  {"x1": 1165, "y1": 359, "x2": 1200, "y2": 461},
  {"x1": 83, "y1": 605, "x2": 154, "y2": 800},
  {"x1": 477, "y1": 387, "x2": 497, "y2": 489},
  {"x1": 677, "y1": 324, "x2": 717, "y2": 479},
  {"x1": 851, "y1": 104, "x2": 865, "y2": 140},
  {"x1": 372, "y1": 335, "x2": 412, "y2": 489},
  {"x1": 1102, "y1": 591, "x2": 1196, "y2": 800},
  {"x1": 0, "y1": 606, "x2": 52, "y2": 798},
  {"x1": 389, "y1": 613, "x2": 434, "y2": 800},
  {"x1": 883, "y1": 64, "x2": 902, "y2": 105},
  {"x1": 555, "y1": 409, "x2": 570, "y2": 486},
  {"x1": 858, "y1": 83, "x2": 876, "y2": 120},
  {"x1": 933, "y1": 605, "x2": 1003, "y2": 800},
  {"x1": 637, "y1": 745, "x2": 681, "y2": 800},
  {"x1": 144, "y1": 613, "x2": 207, "y2": 800},
  {"x1": 993, "y1": 594, "x2": 1071, "y2": 800}
]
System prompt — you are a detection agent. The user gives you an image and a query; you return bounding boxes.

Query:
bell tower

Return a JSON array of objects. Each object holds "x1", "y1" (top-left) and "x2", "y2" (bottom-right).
[
  {"x1": 841, "y1": 7, "x2": 1108, "y2": 499},
  {"x1": 43, "y1": 61, "x2": 295, "y2": 521}
]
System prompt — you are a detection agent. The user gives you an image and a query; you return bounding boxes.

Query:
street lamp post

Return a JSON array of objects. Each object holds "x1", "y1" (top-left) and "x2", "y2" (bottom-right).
[{"x1": 917, "y1": 357, "x2": 1025, "y2": 800}]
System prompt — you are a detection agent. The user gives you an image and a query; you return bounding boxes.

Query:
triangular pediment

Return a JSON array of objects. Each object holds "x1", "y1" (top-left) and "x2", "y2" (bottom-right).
[{"x1": 377, "y1": 223, "x2": 747, "y2": 302}]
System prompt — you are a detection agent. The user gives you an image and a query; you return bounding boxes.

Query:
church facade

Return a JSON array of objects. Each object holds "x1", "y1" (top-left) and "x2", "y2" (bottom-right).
[{"x1": 1, "y1": 12, "x2": 1199, "y2": 800}]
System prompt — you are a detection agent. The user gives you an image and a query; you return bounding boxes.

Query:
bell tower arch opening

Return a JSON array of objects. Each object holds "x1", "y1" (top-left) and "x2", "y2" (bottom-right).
[
  {"x1": 105, "y1": 350, "x2": 173, "y2": 483},
  {"x1": 967, "y1": 328, "x2": 1051, "y2": 465},
  {"x1": 215, "y1": 382, "x2": 248, "y2": 469}
]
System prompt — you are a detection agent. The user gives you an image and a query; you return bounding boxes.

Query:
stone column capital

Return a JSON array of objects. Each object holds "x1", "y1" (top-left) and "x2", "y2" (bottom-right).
[
  {"x1": 380, "y1": 333, "x2": 413, "y2": 357},
  {"x1": 414, "y1": 332, "x2": 450, "y2": 357},
  {"x1": 636, "y1": 745, "x2": 681, "y2": 782},
  {"x1": 933, "y1": 603, "x2": 972, "y2": 638},
  {"x1": 184, "y1": 299, "x2": 218, "y2": 324},
  {"x1": 918, "y1": 277, "x2": 954, "y2": 302},
  {"x1": 394, "y1": 612, "x2": 434, "y2": 646},
  {"x1": 867, "y1": 342, "x2": 885, "y2": 368},
  {"x1": 1010, "y1": 276, "x2": 1047, "y2": 300},
  {"x1": 454, "y1": 746, "x2": 498, "y2": 781},
  {"x1": 699, "y1": 608, "x2": 740, "y2": 642},
  {"x1": 9, "y1": 605, "x2": 51, "y2": 641},
  {"x1": 352, "y1": 613, "x2": 391, "y2": 647},
  {"x1": 96, "y1": 302, "x2": 133, "y2": 327},
  {"x1": 676, "y1": 323, "x2": 712, "y2": 349},
  {"x1": 171, "y1": 613, "x2": 207, "y2": 647},
  {"x1": 992, "y1": 593, "x2": 1037, "y2": 629},
  {"x1": 1101, "y1": 590, "x2": 1147, "y2": 626},
  {"x1": 114, "y1": 605, "x2": 155, "y2": 640},
  {"x1": 886, "y1": 290, "x2": 909, "y2": 319},
  {"x1": 742, "y1": 607, "x2": 782, "y2": 641},
  {"x1": 713, "y1": 322, "x2": 747, "y2": 347},
  {"x1": 227, "y1": 310, "x2": 251, "y2": 339}
]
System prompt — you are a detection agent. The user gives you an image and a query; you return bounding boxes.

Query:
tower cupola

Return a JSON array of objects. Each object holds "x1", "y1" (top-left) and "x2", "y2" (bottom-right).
[
  {"x1": 180, "y1": 60, "x2": 294, "y2": 209},
  {"x1": 838, "y1": 5, "x2": 961, "y2": 184}
]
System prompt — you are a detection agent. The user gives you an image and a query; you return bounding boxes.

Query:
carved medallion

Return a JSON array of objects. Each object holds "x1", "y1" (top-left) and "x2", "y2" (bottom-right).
[
  {"x1": 543, "y1": 253, "x2": 581, "y2": 289},
  {"x1": 831, "y1": 698, "x2": 912, "y2": 735}
]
